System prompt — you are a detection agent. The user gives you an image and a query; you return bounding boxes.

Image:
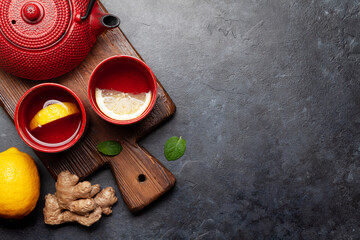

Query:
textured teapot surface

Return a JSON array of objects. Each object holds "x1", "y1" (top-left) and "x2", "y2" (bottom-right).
[{"x1": 0, "y1": 0, "x2": 119, "y2": 80}]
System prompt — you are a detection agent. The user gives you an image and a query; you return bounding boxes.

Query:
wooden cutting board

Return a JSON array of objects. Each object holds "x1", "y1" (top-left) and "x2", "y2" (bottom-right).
[{"x1": 0, "y1": 2, "x2": 176, "y2": 213}]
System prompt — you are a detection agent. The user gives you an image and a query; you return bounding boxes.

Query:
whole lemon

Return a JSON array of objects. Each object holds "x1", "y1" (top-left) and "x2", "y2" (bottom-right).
[{"x1": 0, "y1": 147, "x2": 40, "y2": 219}]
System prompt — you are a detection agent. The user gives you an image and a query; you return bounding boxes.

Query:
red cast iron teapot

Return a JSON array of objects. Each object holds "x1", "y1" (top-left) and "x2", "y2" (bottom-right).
[{"x1": 0, "y1": 0, "x2": 120, "y2": 80}]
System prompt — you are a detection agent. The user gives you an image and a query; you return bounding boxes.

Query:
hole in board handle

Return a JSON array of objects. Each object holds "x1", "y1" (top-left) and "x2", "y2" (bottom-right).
[{"x1": 138, "y1": 174, "x2": 146, "y2": 182}]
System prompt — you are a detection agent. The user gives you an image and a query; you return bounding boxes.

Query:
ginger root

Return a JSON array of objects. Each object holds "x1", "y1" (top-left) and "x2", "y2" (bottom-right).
[{"x1": 44, "y1": 171, "x2": 117, "y2": 226}]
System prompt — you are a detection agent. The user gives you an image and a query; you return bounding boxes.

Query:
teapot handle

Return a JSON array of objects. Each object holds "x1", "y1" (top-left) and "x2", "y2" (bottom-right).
[{"x1": 81, "y1": 0, "x2": 96, "y2": 20}]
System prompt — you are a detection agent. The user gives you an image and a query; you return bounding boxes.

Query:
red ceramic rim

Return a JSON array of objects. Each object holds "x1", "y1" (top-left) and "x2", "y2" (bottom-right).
[
  {"x1": 15, "y1": 83, "x2": 87, "y2": 153},
  {"x1": 88, "y1": 55, "x2": 158, "y2": 125}
]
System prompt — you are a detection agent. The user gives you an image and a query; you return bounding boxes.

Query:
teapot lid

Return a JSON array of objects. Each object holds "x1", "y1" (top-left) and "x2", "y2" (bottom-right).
[{"x1": 0, "y1": 0, "x2": 71, "y2": 50}]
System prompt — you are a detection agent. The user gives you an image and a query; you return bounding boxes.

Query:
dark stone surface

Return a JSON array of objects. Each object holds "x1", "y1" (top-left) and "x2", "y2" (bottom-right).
[{"x1": 2, "y1": 0, "x2": 360, "y2": 239}]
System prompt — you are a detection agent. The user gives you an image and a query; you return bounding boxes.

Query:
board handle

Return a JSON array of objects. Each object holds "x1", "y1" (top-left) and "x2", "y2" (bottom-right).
[{"x1": 108, "y1": 141, "x2": 175, "y2": 212}]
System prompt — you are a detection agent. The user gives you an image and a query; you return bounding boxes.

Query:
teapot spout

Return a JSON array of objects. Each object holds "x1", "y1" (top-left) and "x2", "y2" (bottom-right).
[
  {"x1": 89, "y1": 2, "x2": 120, "y2": 36},
  {"x1": 99, "y1": 14, "x2": 120, "y2": 33}
]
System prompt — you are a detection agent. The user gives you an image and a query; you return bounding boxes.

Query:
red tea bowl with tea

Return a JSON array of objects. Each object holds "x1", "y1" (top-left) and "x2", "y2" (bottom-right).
[
  {"x1": 15, "y1": 83, "x2": 87, "y2": 153},
  {"x1": 88, "y1": 55, "x2": 157, "y2": 125}
]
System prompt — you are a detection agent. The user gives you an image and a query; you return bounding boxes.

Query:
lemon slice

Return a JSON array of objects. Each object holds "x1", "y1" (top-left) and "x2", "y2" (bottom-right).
[
  {"x1": 95, "y1": 88, "x2": 151, "y2": 120},
  {"x1": 29, "y1": 102, "x2": 79, "y2": 131}
]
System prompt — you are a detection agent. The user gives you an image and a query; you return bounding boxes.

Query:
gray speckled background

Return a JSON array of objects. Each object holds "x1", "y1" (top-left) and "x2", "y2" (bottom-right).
[{"x1": 2, "y1": 0, "x2": 360, "y2": 239}]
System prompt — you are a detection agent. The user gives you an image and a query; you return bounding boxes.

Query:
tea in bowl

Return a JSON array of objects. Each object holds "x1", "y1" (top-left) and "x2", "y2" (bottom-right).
[
  {"x1": 15, "y1": 83, "x2": 87, "y2": 153},
  {"x1": 88, "y1": 55, "x2": 157, "y2": 125}
]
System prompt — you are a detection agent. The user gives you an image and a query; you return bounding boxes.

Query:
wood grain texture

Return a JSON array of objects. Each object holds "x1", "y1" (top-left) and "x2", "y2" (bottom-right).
[{"x1": 0, "y1": 1, "x2": 176, "y2": 212}]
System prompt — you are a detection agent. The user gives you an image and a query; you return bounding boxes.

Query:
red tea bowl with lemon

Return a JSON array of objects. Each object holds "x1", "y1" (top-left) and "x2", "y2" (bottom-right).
[
  {"x1": 88, "y1": 55, "x2": 157, "y2": 125},
  {"x1": 15, "y1": 83, "x2": 87, "y2": 153}
]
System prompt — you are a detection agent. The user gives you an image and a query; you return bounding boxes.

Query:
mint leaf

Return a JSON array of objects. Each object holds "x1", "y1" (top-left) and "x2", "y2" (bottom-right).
[
  {"x1": 97, "y1": 141, "x2": 123, "y2": 156},
  {"x1": 164, "y1": 136, "x2": 186, "y2": 161}
]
